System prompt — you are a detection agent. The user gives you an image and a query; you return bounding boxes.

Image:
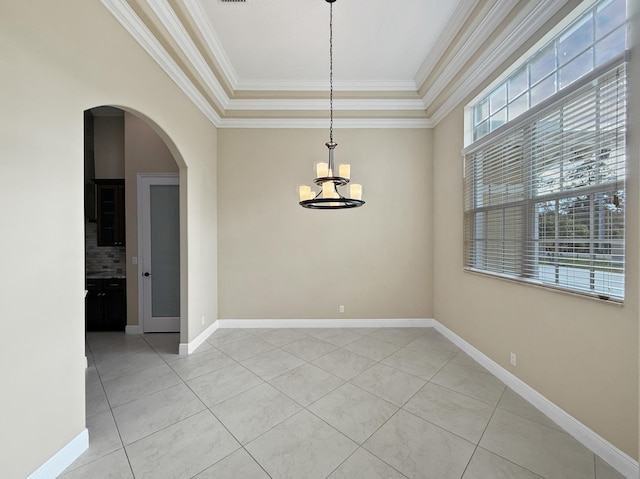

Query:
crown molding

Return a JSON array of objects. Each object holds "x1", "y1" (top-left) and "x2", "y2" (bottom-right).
[
  {"x1": 421, "y1": 0, "x2": 518, "y2": 109},
  {"x1": 429, "y1": 0, "x2": 569, "y2": 126},
  {"x1": 217, "y1": 117, "x2": 433, "y2": 129},
  {"x1": 226, "y1": 98, "x2": 427, "y2": 111},
  {"x1": 145, "y1": 0, "x2": 231, "y2": 109},
  {"x1": 234, "y1": 79, "x2": 419, "y2": 92},
  {"x1": 414, "y1": 0, "x2": 481, "y2": 88},
  {"x1": 100, "y1": 0, "x2": 222, "y2": 126},
  {"x1": 183, "y1": 0, "x2": 240, "y2": 88}
]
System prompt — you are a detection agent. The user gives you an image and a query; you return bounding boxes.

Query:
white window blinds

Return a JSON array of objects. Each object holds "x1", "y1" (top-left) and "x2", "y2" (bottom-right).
[{"x1": 463, "y1": 59, "x2": 626, "y2": 301}]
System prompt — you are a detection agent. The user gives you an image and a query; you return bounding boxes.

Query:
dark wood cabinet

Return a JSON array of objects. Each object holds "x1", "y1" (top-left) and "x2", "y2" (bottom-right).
[
  {"x1": 85, "y1": 278, "x2": 126, "y2": 331},
  {"x1": 85, "y1": 280, "x2": 101, "y2": 330},
  {"x1": 95, "y1": 179, "x2": 125, "y2": 246}
]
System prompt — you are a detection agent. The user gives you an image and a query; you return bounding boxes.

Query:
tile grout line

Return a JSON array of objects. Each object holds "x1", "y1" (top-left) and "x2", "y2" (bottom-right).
[
  {"x1": 192, "y1": 330, "x2": 400, "y2": 476},
  {"x1": 195, "y1": 333, "x2": 339, "y2": 476},
  {"x1": 240, "y1": 446, "x2": 275, "y2": 479},
  {"x1": 90, "y1": 336, "x2": 145, "y2": 477},
  {"x1": 304, "y1": 329, "x2": 437, "y2": 477},
  {"x1": 194, "y1": 332, "x2": 406, "y2": 477},
  {"x1": 82, "y1": 330, "x2": 390, "y2": 477},
  {"x1": 322, "y1": 445, "x2": 411, "y2": 479},
  {"x1": 461, "y1": 386, "x2": 552, "y2": 479},
  {"x1": 164, "y1": 336, "x2": 251, "y2": 478},
  {"x1": 302, "y1": 395, "x2": 409, "y2": 478},
  {"x1": 81, "y1": 339, "x2": 250, "y2": 478},
  {"x1": 343, "y1": 335, "x2": 478, "y2": 478},
  {"x1": 125, "y1": 334, "x2": 242, "y2": 477},
  {"x1": 62, "y1": 341, "x2": 130, "y2": 477},
  {"x1": 82, "y1": 329, "x2": 616, "y2": 479},
  {"x1": 348, "y1": 351, "x2": 448, "y2": 454},
  {"x1": 476, "y1": 406, "x2": 597, "y2": 479},
  {"x1": 455, "y1": 384, "x2": 506, "y2": 479}
]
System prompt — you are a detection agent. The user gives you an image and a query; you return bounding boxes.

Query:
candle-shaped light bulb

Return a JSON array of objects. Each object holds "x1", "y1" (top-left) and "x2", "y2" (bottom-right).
[
  {"x1": 299, "y1": 185, "x2": 311, "y2": 202},
  {"x1": 339, "y1": 164, "x2": 350, "y2": 179},
  {"x1": 322, "y1": 181, "x2": 334, "y2": 198},
  {"x1": 350, "y1": 184, "x2": 362, "y2": 200},
  {"x1": 307, "y1": 188, "x2": 316, "y2": 200},
  {"x1": 316, "y1": 162, "x2": 328, "y2": 178}
]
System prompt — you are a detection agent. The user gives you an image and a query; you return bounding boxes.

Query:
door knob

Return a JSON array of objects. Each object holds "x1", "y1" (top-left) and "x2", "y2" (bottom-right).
[{"x1": 143, "y1": 272, "x2": 150, "y2": 277}]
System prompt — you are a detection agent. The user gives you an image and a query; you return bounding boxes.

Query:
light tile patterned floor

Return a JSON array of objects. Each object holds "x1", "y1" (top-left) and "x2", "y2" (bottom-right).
[{"x1": 61, "y1": 327, "x2": 626, "y2": 479}]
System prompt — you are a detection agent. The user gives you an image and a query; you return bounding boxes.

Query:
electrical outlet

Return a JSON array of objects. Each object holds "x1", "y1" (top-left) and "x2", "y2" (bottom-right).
[
  {"x1": 510, "y1": 352, "x2": 517, "y2": 366},
  {"x1": 339, "y1": 305, "x2": 345, "y2": 313},
  {"x1": 201, "y1": 316, "x2": 205, "y2": 326}
]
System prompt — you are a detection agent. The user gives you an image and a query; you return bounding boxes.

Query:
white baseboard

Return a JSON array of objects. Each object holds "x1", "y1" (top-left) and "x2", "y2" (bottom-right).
[
  {"x1": 432, "y1": 322, "x2": 639, "y2": 479},
  {"x1": 179, "y1": 321, "x2": 219, "y2": 355},
  {"x1": 27, "y1": 428, "x2": 88, "y2": 479},
  {"x1": 177, "y1": 318, "x2": 433, "y2": 354},
  {"x1": 217, "y1": 318, "x2": 435, "y2": 329},
  {"x1": 179, "y1": 318, "x2": 433, "y2": 354},
  {"x1": 125, "y1": 325, "x2": 141, "y2": 334}
]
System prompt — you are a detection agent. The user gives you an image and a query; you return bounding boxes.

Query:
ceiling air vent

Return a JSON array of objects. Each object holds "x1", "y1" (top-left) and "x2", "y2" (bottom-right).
[{"x1": 218, "y1": 0, "x2": 247, "y2": 3}]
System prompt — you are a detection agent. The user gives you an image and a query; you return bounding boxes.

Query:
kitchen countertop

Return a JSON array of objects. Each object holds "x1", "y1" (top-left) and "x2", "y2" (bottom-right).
[{"x1": 86, "y1": 273, "x2": 126, "y2": 279}]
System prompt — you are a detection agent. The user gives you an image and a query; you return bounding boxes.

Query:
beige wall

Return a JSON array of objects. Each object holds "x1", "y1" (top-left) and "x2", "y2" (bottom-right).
[
  {"x1": 432, "y1": 58, "x2": 639, "y2": 460},
  {"x1": 218, "y1": 128, "x2": 433, "y2": 320},
  {"x1": 1, "y1": 0, "x2": 637, "y2": 476},
  {"x1": 0, "y1": 1, "x2": 218, "y2": 477},
  {"x1": 124, "y1": 111, "x2": 179, "y2": 327}
]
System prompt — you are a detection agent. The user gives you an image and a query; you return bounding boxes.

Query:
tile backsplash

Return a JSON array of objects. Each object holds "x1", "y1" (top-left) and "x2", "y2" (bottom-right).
[{"x1": 85, "y1": 220, "x2": 126, "y2": 278}]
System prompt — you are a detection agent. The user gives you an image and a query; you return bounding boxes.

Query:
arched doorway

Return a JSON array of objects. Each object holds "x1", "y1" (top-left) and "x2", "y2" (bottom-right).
[{"x1": 84, "y1": 106, "x2": 184, "y2": 341}]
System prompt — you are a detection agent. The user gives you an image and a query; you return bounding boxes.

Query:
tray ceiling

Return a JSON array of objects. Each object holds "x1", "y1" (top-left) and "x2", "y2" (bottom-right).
[{"x1": 100, "y1": 0, "x2": 571, "y2": 128}]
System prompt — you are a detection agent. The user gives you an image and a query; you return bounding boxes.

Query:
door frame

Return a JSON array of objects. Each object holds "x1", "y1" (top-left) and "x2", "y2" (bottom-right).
[{"x1": 137, "y1": 173, "x2": 180, "y2": 333}]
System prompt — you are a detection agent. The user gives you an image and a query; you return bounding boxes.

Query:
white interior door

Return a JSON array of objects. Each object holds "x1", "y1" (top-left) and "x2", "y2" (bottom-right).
[{"x1": 138, "y1": 174, "x2": 180, "y2": 333}]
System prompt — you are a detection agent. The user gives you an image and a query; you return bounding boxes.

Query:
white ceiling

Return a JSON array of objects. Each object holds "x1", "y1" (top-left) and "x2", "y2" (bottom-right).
[
  {"x1": 189, "y1": 0, "x2": 461, "y2": 89},
  {"x1": 100, "y1": 0, "x2": 572, "y2": 127}
]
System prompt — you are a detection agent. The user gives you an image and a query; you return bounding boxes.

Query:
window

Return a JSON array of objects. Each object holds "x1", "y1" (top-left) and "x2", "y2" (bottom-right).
[
  {"x1": 463, "y1": 61, "x2": 626, "y2": 301},
  {"x1": 471, "y1": 0, "x2": 627, "y2": 142}
]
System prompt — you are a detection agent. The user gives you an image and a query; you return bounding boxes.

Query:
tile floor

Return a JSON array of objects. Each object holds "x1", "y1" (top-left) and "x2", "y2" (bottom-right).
[{"x1": 61, "y1": 327, "x2": 626, "y2": 479}]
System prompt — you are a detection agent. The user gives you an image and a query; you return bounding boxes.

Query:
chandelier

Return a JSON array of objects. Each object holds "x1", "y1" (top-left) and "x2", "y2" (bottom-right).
[{"x1": 299, "y1": 0, "x2": 365, "y2": 209}]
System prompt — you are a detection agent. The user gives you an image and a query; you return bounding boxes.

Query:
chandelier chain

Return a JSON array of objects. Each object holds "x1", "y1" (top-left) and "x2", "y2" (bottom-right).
[{"x1": 329, "y1": 0, "x2": 333, "y2": 143}]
